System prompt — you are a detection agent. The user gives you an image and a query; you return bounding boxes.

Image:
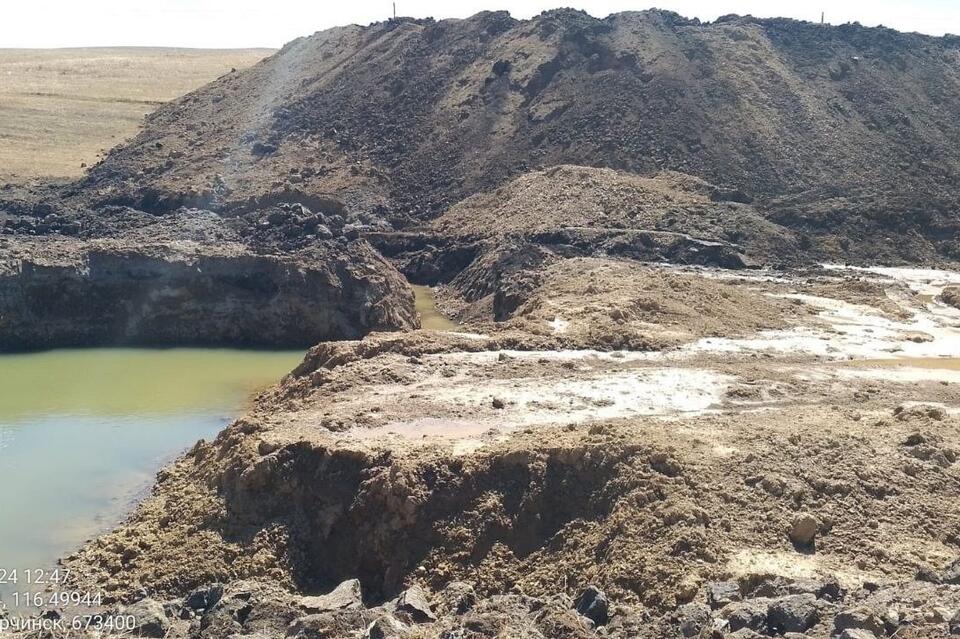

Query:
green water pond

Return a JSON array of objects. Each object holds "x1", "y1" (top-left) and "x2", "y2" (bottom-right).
[{"x1": 0, "y1": 348, "x2": 303, "y2": 606}]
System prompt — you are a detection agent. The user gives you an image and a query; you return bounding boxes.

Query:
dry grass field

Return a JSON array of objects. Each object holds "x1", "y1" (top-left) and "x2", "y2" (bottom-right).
[{"x1": 0, "y1": 47, "x2": 273, "y2": 181}]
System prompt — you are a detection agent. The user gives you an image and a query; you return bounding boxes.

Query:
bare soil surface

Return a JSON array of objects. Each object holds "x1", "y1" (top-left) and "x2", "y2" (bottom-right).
[
  {"x1": 441, "y1": 257, "x2": 804, "y2": 350},
  {"x1": 52, "y1": 260, "x2": 960, "y2": 639}
]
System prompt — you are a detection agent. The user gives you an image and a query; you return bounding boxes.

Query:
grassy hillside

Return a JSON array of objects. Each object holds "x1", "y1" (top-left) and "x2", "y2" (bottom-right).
[{"x1": 0, "y1": 47, "x2": 272, "y2": 179}]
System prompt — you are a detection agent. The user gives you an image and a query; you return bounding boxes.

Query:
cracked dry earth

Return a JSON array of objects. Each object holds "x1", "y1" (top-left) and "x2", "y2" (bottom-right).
[{"x1": 34, "y1": 261, "x2": 960, "y2": 638}]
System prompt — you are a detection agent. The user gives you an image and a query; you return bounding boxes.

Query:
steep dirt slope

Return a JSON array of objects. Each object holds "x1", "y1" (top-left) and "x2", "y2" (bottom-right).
[
  {"x1": 0, "y1": 236, "x2": 417, "y2": 351},
  {"x1": 69, "y1": 10, "x2": 960, "y2": 261}
]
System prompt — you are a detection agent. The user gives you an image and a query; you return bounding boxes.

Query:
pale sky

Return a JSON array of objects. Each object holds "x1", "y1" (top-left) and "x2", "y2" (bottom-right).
[{"x1": 2, "y1": 1, "x2": 959, "y2": 49}]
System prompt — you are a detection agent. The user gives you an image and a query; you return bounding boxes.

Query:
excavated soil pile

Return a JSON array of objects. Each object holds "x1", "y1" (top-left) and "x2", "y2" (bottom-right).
[
  {"x1": 433, "y1": 166, "x2": 798, "y2": 261},
  {"x1": 5, "y1": 8, "x2": 960, "y2": 639},
  {"x1": 27, "y1": 9, "x2": 960, "y2": 262},
  {"x1": 442, "y1": 257, "x2": 804, "y2": 349}
]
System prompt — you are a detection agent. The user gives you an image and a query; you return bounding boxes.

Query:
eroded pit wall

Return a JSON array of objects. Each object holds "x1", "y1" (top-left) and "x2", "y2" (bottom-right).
[{"x1": 0, "y1": 239, "x2": 418, "y2": 350}]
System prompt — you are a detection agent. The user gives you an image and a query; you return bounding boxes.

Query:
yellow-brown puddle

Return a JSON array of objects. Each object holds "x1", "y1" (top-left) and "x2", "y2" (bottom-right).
[
  {"x1": 0, "y1": 348, "x2": 303, "y2": 608},
  {"x1": 411, "y1": 284, "x2": 459, "y2": 331}
]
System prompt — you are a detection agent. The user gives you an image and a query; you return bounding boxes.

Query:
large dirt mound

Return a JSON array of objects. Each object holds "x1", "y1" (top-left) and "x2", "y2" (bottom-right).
[{"x1": 68, "y1": 9, "x2": 960, "y2": 261}]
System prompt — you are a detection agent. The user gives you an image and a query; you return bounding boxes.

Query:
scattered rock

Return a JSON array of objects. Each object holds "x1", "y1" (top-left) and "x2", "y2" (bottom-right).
[
  {"x1": 882, "y1": 607, "x2": 900, "y2": 633},
  {"x1": 396, "y1": 585, "x2": 435, "y2": 623},
  {"x1": 950, "y1": 609, "x2": 960, "y2": 634},
  {"x1": 288, "y1": 610, "x2": 377, "y2": 638},
  {"x1": 760, "y1": 475, "x2": 785, "y2": 496},
  {"x1": 941, "y1": 287, "x2": 960, "y2": 310},
  {"x1": 124, "y1": 598, "x2": 170, "y2": 638},
  {"x1": 574, "y1": 586, "x2": 610, "y2": 626},
  {"x1": 439, "y1": 581, "x2": 477, "y2": 615},
  {"x1": 677, "y1": 602, "x2": 711, "y2": 637},
  {"x1": 300, "y1": 579, "x2": 363, "y2": 613},
  {"x1": 196, "y1": 582, "x2": 267, "y2": 636},
  {"x1": 707, "y1": 580, "x2": 742, "y2": 609},
  {"x1": 365, "y1": 614, "x2": 409, "y2": 638},
  {"x1": 185, "y1": 582, "x2": 225, "y2": 610},
  {"x1": 943, "y1": 558, "x2": 960, "y2": 585},
  {"x1": 741, "y1": 574, "x2": 789, "y2": 599},
  {"x1": 916, "y1": 564, "x2": 942, "y2": 583},
  {"x1": 788, "y1": 577, "x2": 843, "y2": 602},
  {"x1": 676, "y1": 575, "x2": 701, "y2": 603},
  {"x1": 839, "y1": 630, "x2": 878, "y2": 639},
  {"x1": 834, "y1": 607, "x2": 885, "y2": 636},
  {"x1": 767, "y1": 594, "x2": 820, "y2": 633},
  {"x1": 492, "y1": 397, "x2": 506, "y2": 409},
  {"x1": 251, "y1": 141, "x2": 278, "y2": 156},
  {"x1": 721, "y1": 600, "x2": 768, "y2": 632}
]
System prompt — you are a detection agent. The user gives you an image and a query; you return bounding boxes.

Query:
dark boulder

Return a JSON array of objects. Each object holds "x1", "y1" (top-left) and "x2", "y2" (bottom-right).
[
  {"x1": 767, "y1": 594, "x2": 820, "y2": 634},
  {"x1": 124, "y1": 598, "x2": 170, "y2": 638},
  {"x1": 185, "y1": 583, "x2": 225, "y2": 611},
  {"x1": 573, "y1": 585, "x2": 610, "y2": 626},
  {"x1": 707, "y1": 580, "x2": 742, "y2": 609}
]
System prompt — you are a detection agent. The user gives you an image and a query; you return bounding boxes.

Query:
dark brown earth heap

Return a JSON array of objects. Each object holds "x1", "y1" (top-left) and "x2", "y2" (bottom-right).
[{"x1": 50, "y1": 9, "x2": 960, "y2": 262}]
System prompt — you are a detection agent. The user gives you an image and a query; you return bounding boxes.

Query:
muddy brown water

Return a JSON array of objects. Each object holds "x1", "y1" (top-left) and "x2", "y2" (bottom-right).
[{"x1": 411, "y1": 284, "x2": 458, "y2": 331}]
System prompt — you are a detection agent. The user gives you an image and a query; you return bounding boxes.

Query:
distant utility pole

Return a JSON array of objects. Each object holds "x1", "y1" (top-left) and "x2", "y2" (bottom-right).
[
  {"x1": 393, "y1": 2, "x2": 396, "y2": 19},
  {"x1": 821, "y1": 11, "x2": 825, "y2": 24}
]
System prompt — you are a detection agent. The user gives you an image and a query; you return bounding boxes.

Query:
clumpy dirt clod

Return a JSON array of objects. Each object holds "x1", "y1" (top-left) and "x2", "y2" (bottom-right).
[{"x1": 942, "y1": 286, "x2": 960, "y2": 310}]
